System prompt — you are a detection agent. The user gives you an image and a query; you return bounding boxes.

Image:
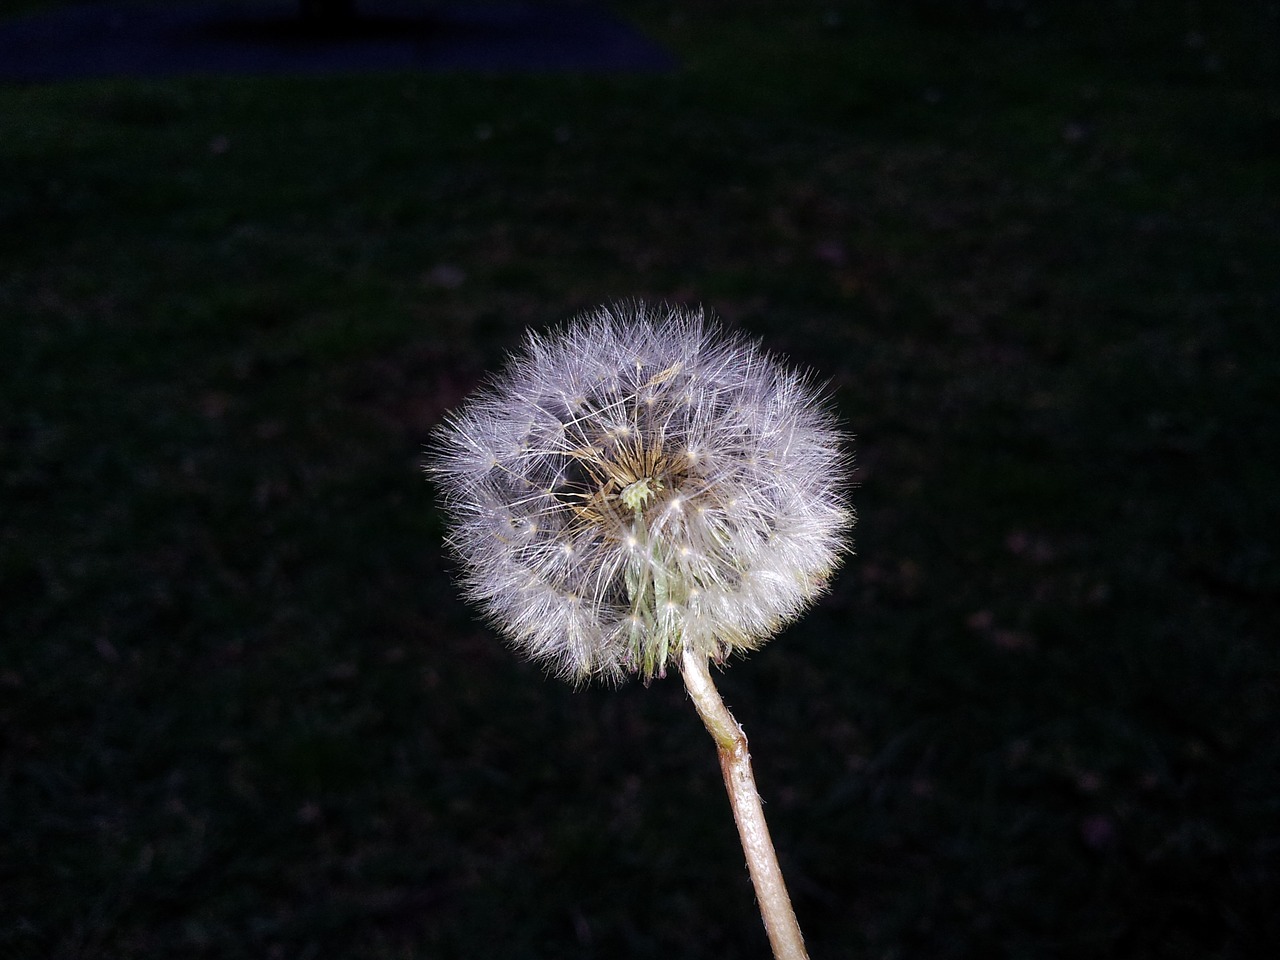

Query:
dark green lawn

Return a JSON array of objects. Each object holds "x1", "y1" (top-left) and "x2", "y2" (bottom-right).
[{"x1": 2, "y1": 2, "x2": 1277, "y2": 957}]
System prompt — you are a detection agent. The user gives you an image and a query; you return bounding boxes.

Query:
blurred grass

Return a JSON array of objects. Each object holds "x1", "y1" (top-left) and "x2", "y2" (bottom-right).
[{"x1": 2, "y1": 1, "x2": 1278, "y2": 957}]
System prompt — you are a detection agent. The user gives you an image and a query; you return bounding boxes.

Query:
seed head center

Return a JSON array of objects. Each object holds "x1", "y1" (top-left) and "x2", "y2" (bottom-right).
[{"x1": 619, "y1": 475, "x2": 661, "y2": 513}]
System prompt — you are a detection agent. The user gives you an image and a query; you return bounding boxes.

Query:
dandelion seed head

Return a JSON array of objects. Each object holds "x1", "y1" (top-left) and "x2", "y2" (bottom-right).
[{"x1": 427, "y1": 301, "x2": 853, "y2": 684}]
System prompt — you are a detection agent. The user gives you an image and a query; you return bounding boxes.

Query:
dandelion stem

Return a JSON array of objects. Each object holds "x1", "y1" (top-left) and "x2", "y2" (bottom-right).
[{"x1": 680, "y1": 646, "x2": 809, "y2": 960}]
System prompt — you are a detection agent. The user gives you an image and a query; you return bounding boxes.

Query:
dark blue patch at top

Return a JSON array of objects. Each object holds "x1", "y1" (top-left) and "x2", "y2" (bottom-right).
[{"x1": 0, "y1": 1, "x2": 678, "y2": 82}]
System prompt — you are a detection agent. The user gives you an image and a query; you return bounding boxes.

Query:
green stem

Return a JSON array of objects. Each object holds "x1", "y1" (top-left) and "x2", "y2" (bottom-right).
[{"x1": 680, "y1": 646, "x2": 810, "y2": 960}]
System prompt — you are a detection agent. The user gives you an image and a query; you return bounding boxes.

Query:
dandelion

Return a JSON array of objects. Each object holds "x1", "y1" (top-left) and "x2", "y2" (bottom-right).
[
  {"x1": 429, "y1": 301, "x2": 850, "y2": 684},
  {"x1": 427, "y1": 301, "x2": 853, "y2": 960}
]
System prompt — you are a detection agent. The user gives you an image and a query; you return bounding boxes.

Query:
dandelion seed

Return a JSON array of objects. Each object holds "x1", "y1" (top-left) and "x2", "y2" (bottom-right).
[{"x1": 427, "y1": 301, "x2": 852, "y2": 684}]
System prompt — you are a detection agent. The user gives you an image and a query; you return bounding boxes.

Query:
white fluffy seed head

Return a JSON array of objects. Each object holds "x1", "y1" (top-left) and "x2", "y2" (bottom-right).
[{"x1": 427, "y1": 302, "x2": 853, "y2": 685}]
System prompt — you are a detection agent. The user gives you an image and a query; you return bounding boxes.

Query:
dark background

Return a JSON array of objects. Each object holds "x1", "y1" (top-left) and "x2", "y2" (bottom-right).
[{"x1": 2, "y1": 1, "x2": 1277, "y2": 957}]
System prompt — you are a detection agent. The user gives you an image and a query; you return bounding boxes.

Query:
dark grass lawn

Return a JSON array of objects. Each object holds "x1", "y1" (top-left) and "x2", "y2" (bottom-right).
[{"x1": 2, "y1": 1, "x2": 1278, "y2": 957}]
